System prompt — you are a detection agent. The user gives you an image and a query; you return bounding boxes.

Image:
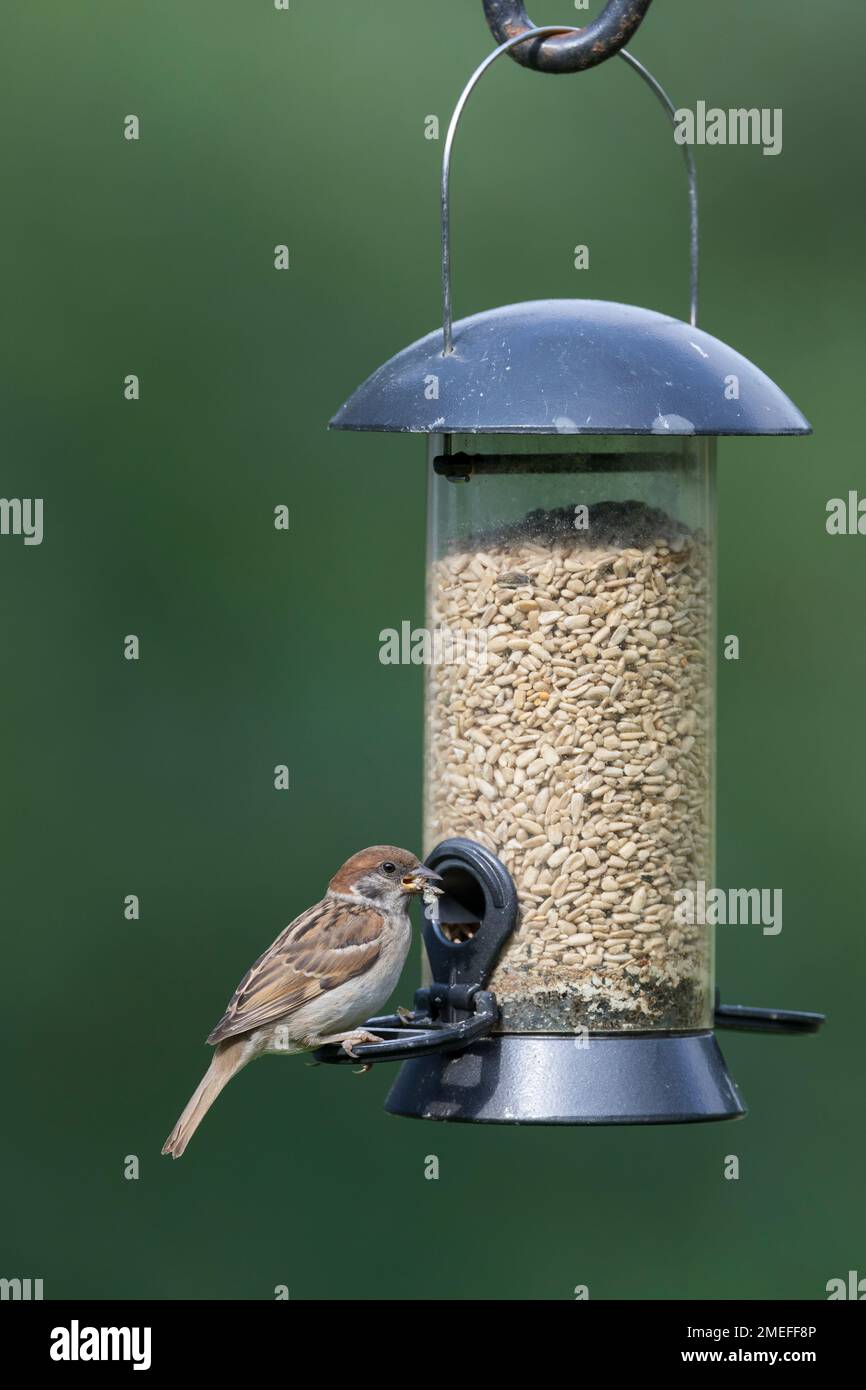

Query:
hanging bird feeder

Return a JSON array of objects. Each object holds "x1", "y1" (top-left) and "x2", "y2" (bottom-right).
[{"x1": 318, "y1": 6, "x2": 824, "y2": 1123}]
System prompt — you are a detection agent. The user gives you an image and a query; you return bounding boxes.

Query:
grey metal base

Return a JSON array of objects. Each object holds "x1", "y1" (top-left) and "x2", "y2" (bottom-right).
[{"x1": 385, "y1": 1031, "x2": 746, "y2": 1125}]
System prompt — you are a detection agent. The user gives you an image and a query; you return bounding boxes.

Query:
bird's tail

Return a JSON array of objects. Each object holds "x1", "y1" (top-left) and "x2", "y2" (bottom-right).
[{"x1": 162, "y1": 1038, "x2": 250, "y2": 1159}]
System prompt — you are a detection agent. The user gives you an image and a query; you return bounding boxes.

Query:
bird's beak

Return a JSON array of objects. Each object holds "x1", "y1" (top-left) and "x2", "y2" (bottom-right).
[{"x1": 401, "y1": 865, "x2": 443, "y2": 894}]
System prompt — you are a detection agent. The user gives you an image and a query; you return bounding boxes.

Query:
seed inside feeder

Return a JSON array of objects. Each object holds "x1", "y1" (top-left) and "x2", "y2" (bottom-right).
[{"x1": 425, "y1": 497, "x2": 713, "y2": 1034}]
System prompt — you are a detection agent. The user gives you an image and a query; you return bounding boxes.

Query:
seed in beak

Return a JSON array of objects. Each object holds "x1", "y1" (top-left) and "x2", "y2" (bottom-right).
[{"x1": 402, "y1": 868, "x2": 443, "y2": 893}]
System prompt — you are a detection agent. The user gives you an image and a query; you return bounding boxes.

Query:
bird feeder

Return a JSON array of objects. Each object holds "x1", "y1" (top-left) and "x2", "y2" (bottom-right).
[{"x1": 321, "y1": 14, "x2": 823, "y2": 1122}]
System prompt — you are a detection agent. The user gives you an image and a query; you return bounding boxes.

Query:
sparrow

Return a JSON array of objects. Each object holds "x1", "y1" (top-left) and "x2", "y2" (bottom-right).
[{"x1": 161, "y1": 846, "x2": 440, "y2": 1158}]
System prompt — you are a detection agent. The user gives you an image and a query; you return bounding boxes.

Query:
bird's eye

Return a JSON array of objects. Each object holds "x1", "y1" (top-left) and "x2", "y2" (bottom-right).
[{"x1": 380, "y1": 860, "x2": 397, "y2": 876}]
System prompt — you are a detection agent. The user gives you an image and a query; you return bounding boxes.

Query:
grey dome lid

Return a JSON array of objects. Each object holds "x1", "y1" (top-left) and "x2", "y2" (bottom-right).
[{"x1": 329, "y1": 299, "x2": 810, "y2": 436}]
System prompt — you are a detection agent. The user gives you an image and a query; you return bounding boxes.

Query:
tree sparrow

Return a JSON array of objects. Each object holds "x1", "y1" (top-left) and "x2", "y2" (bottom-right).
[{"x1": 162, "y1": 846, "x2": 440, "y2": 1158}]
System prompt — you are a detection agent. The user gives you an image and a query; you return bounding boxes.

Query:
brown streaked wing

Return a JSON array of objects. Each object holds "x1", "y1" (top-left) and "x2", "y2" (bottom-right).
[{"x1": 206, "y1": 897, "x2": 385, "y2": 1044}]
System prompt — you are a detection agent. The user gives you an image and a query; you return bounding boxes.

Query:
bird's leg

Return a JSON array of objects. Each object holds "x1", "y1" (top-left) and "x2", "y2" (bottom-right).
[
  {"x1": 339, "y1": 1028, "x2": 385, "y2": 1058},
  {"x1": 303, "y1": 1028, "x2": 384, "y2": 1058},
  {"x1": 301, "y1": 1030, "x2": 383, "y2": 1076},
  {"x1": 338, "y1": 1028, "x2": 384, "y2": 1076}
]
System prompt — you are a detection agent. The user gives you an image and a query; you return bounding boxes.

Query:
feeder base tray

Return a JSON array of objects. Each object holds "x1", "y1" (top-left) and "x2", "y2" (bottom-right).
[{"x1": 385, "y1": 1031, "x2": 746, "y2": 1125}]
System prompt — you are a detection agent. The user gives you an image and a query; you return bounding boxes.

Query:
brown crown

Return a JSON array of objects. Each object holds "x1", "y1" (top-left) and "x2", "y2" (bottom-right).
[{"x1": 328, "y1": 845, "x2": 421, "y2": 893}]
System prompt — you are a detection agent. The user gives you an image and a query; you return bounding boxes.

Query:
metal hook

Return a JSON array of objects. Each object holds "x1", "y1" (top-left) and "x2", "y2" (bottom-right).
[
  {"x1": 482, "y1": 0, "x2": 654, "y2": 74},
  {"x1": 441, "y1": 29, "x2": 699, "y2": 355}
]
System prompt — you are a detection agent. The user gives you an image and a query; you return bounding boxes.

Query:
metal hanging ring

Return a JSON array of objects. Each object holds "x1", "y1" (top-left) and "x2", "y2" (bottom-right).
[
  {"x1": 441, "y1": 28, "x2": 699, "y2": 354},
  {"x1": 482, "y1": 0, "x2": 654, "y2": 74}
]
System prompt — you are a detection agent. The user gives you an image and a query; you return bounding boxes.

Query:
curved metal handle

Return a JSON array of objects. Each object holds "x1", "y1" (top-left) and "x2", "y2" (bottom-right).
[
  {"x1": 441, "y1": 29, "x2": 698, "y2": 354},
  {"x1": 483, "y1": 0, "x2": 654, "y2": 74}
]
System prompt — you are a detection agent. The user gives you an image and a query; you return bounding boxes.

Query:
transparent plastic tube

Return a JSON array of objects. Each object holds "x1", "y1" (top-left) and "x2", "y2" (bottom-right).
[{"x1": 424, "y1": 434, "x2": 716, "y2": 1033}]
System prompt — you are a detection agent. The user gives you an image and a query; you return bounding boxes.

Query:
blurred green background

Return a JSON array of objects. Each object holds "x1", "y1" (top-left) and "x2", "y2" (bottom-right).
[{"x1": 1, "y1": 0, "x2": 863, "y2": 1300}]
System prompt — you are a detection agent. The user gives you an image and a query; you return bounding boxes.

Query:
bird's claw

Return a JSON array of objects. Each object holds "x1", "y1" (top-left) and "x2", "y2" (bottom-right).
[{"x1": 340, "y1": 1029, "x2": 384, "y2": 1059}]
